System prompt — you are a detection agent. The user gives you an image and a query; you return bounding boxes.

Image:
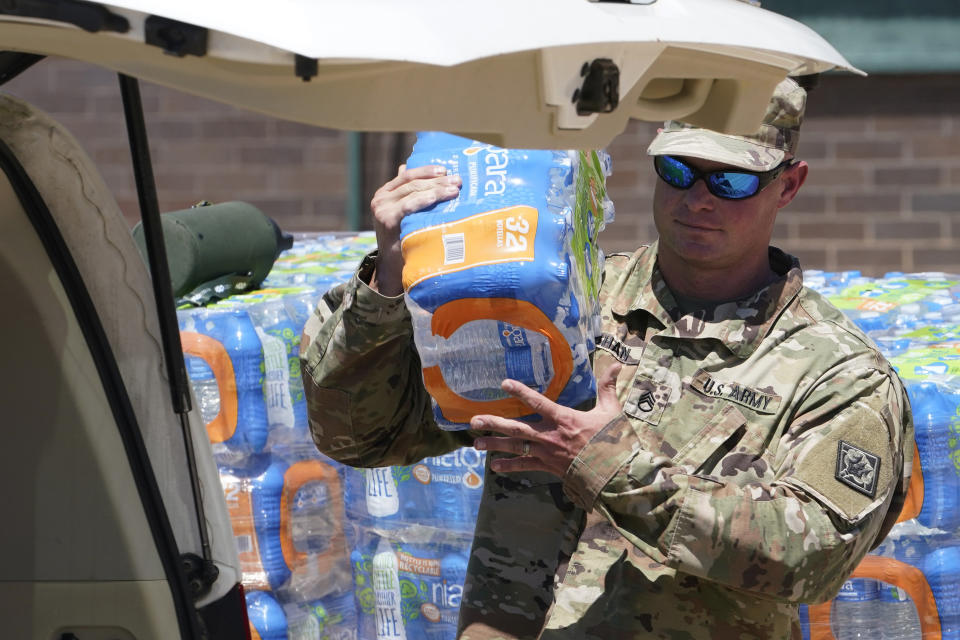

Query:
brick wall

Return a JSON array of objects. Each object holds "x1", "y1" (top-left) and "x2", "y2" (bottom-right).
[{"x1": 5, "y1": 58, "x2": 960, "y2": 277}]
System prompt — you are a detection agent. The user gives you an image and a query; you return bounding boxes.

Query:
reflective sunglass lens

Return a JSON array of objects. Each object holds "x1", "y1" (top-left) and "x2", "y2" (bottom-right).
[
  {"x1": 657, "y1": 156, "x2": 695, "y2": 188},
  {"x1": 708, "y1": 172, "x2": 760, "y2": 199}
]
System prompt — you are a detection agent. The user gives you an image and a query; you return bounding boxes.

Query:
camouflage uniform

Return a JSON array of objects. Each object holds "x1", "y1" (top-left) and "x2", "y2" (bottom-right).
[{"x1": 301, "y1": 242, "x2": 912, "y2": 640}]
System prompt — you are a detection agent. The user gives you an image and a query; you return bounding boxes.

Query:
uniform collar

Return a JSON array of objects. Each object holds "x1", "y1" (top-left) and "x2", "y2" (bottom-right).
[{"x1": 611, "y1": 242, "x2": 804, "y2": 359}]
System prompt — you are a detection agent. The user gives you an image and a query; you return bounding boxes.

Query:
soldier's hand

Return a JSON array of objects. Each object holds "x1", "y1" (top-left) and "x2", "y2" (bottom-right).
[
  {"x1": 369, "y1": 164, "x2": 462, "y2": 296},
  {"x1": 471, "y1": 363, "x2": 623, "y2": 478}
]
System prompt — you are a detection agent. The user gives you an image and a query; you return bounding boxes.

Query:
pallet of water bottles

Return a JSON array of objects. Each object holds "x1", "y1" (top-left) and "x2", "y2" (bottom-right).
[
  {"x1": 181, "y1": 242, "x2": 960, "y2": 639},
  {"x1": 177, "y1": 231, "x2": 485, "y2": 640},
  {"x1": 801, "y1": 270, "x2": 960, "y2": 640}
]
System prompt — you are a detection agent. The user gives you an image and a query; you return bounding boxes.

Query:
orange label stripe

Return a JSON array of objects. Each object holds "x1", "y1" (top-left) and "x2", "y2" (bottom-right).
[{"x1": 401, "y1": 205, "x2": 538, "y2": 291}]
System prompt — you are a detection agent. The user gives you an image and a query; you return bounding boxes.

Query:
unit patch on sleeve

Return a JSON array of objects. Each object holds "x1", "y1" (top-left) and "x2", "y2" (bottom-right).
[
  {"x1": 835, "y1": 440, "x2": 881, "y2": 498},
  {"x1": 690, "y1": 370, "x2": 781, "y2": 414}
]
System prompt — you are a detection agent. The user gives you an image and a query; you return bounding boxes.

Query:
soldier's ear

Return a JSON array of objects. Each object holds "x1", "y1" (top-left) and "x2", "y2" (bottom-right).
[{"x1": 776, "y1": 161, "x2": 808, "y2": 209}]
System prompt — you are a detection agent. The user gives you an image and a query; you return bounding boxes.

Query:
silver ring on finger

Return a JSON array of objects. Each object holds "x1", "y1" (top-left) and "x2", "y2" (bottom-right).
[{"x1": 521, "y1": 441, "x2": 531, "y2": 456}]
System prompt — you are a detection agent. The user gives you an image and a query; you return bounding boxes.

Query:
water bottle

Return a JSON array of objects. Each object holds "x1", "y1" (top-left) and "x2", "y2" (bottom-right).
[
  {"x1": 904, "y1": 381, "x2": 960, "y2": 531},
  {"x1": 179, "y1": 306, "x2": 269, "y2": 455},
  {"x1": 245, "y1": 589, "x2": 288, "y2": 640},
  {"x1": 851, "y1": 311, "x2": 894, "y2": 335},
  {"x1": 426, "y1": 321, "x2": 555, "y2": 401},
  {"x1": 415, "y1": 448, "x2": 485, "y2": 531},
  {"x1": 892, "y1": 342, "x2": 960, "y2": 380},
  {"x1": 832, "y1": 578, "x2": 880, "y2": 640},
  {"x1": 220, "y1": 454, "x2": 317, "y2": 593},
  {"x1": 248, "y1": 297, "x2": 311, "y2": 447},
  {"x1": 798, "y1": 604, "x2": 812, "y2": 640},
  {"x1": 249, "y1": 458, "x2": 292, "y2": 591},
  {"x1": 282, "y1": 287, "x2": 320, "y2": 329},
  {"x1": 349, "y1": 466, "x2": 404, "y2": 523},
  {"x1": 344, "y1": 449, "x2": 485, "y2": 531},
  {"x1": 178, "y1": 308, "x2": 221, "y2": 430},
  {"x1": 371, "y1": 537, "x2": 407, "y2": 640},
  {"x1": 248, "y1": 299, "x2": 297, "y2": 431},
  {"x1": 183, "y1": 350, "x2": 220, "y2": 427},
  {"x1": 352, "y1": 523, "x2": 477, "y2": 640},
  {"x1": 878, "y1": 583, "x2": 921, "y2": 640},
  {"x1": 218, "y1": 454, "x2": 273, "y2": 590},
  {"x1": 286, "y1": 590, "x2": 359, "y2": 640},
  {"x1": 924, "y1": 546, "x2": 960, "y2": 639},
  {"x1": 405, "y1": 545, "x2": 468, "y2": 640},
  {"x1": 439, "y1": 551, "x2": 469, "y2": 630}
]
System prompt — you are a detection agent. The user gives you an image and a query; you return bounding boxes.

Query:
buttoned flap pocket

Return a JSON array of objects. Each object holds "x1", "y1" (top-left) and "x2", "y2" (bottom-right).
[
  {"x1": 622, "y1": 374, "x2": 671, "y2": 426},
  {"x1": 670, "y1": 403, "x2": 753, "y2": 474}
]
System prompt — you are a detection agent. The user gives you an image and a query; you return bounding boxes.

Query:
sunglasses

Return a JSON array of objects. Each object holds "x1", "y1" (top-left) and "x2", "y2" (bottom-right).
[{"x1": 653, "y1": 154, "x2": 790, "y2": 200}]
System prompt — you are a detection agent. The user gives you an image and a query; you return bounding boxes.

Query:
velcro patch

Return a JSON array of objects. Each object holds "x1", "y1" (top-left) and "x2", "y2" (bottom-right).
[
  {"x1": 623, "y1": 376, "x2": 669, "y2": 426},
  {"x1": 690, "y1": 370, "x2": 780, "y2": 414},
  {"x1": 787, "y1": 403, "x2": 894, "y2": 524},
  {"x1": 835, "y1": 441, "x2": 881, "y2": 498}
]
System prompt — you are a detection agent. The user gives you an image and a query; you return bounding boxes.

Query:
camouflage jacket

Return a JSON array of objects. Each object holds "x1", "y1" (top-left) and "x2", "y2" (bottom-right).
[{"x1": 300, "y1": 244, "x2": 912, "y2": 640}]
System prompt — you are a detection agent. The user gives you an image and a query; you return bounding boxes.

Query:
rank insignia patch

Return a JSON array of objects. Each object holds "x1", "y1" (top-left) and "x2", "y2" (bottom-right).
[
  {"x1": 835, "y1": 440, "x2": 881, "y2": 498},
  {"x1": 636, "y1": 391, "x2": 655, "y2": 414},
  {"x1": 623, "y1": 377, "x2": 668, "y2": 426}
]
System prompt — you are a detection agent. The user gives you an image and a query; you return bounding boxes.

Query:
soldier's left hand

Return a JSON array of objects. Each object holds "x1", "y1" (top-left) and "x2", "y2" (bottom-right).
[{"x1": 471, "y1": 363, "x2": 622, "y2": 477}]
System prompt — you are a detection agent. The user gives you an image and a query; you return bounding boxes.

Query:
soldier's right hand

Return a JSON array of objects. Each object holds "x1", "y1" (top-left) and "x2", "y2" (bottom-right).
[{"x1": 369, "y1": 164, "x2": 462, "y2": 296}]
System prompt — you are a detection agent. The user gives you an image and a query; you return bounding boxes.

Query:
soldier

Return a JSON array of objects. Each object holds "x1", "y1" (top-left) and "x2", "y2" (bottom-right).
[{"x1": 300, "y1": 78, "x2": 912, "y2": 639}]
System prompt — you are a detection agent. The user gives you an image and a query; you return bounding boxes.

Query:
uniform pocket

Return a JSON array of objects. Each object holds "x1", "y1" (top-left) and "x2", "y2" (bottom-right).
[{"x1": 670, "y1": 403, "x2": 749, "y2": 474}]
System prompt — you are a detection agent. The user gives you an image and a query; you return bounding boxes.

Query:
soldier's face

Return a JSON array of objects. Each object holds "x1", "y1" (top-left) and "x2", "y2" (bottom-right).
[{"x1": 652, "y1": 156, "x2": 805, "y2": 275}]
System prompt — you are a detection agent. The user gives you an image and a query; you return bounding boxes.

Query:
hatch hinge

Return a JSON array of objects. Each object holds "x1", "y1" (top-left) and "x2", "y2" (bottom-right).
[
  {"x1": 0, "y1": 0, "x2": 129, "y2": 33},
  {"x1": 145, "y1": 15, "x2": 208, "y2": 57},
  {"x1": 574, "y1": 58, "x2": 620, "y2": 116}
]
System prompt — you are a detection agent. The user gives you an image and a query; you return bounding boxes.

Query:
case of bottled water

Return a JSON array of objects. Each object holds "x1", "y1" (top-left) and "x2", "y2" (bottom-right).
[
  {"x1": 342, "y1": 449, "x2": 486, "y2": 532},
  {"x1": 349, "y1": 527, "x2": 471, "y2": 640},
  {"x1": 400, "y1": 132, "x2": 613, "y2": 429},
  {"x1": 217, "y1": 450, "x2": 352, "y2": 599}
]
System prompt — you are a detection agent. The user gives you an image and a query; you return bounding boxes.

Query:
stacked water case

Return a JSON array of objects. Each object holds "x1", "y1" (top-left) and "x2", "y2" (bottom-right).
[
  {"x1": 176, "y1": 232, "x2": 491, "y2": 639},
  {"x1": 801, "y1": 271, "x2": 960, "y2": 640},
  {"x1": 178, "y1": 234, "x2": 375, "y2": 640},
  {"x1": 341, "y1": 452, "x2": 484, "y2": 640}
]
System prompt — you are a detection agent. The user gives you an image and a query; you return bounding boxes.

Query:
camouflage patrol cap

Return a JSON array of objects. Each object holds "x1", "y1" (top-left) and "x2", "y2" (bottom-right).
[{"x1": 646, "y1": 77, "x2": 806, "y2": 171}]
